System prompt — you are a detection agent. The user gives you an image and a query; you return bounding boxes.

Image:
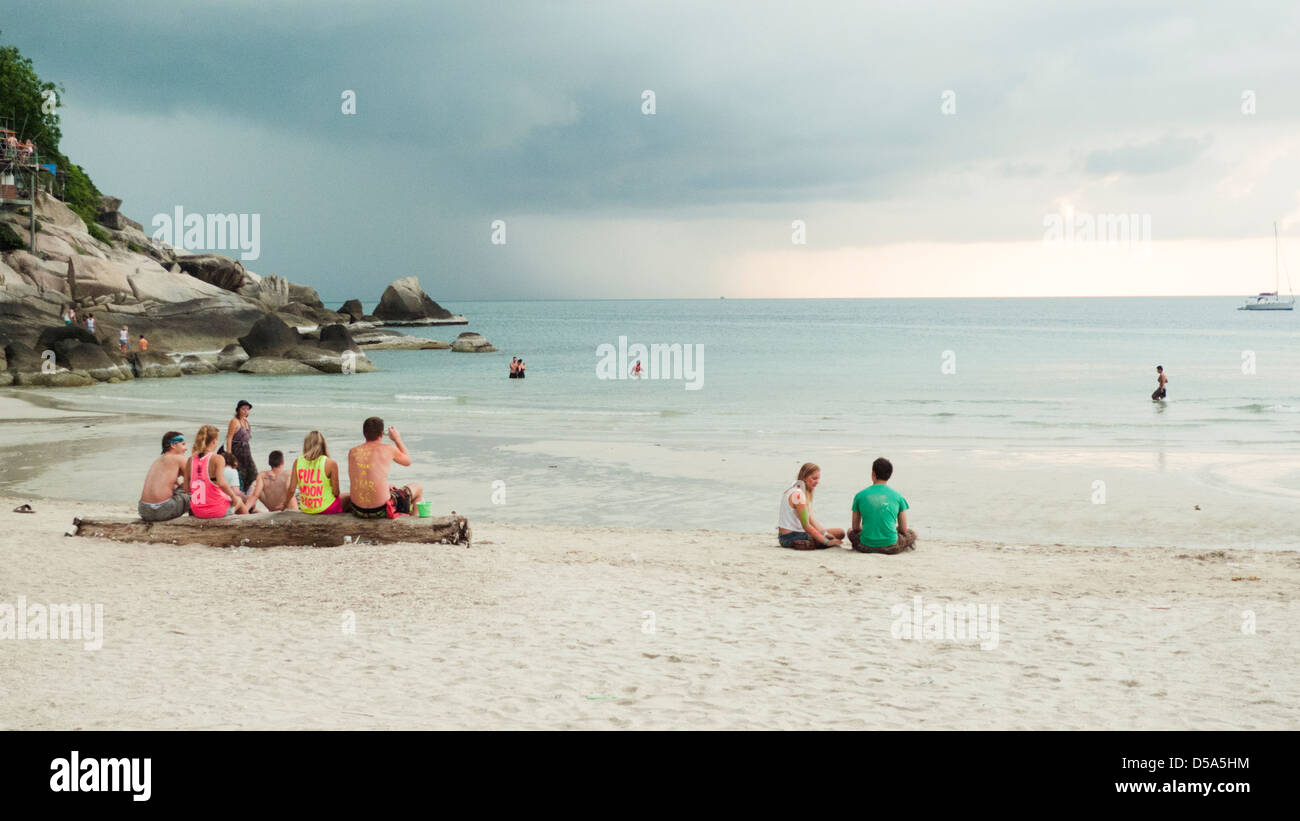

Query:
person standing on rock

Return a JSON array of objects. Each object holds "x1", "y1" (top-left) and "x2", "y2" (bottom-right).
[
  {"x1": 85, "y1": 314, "x2": 95, "y2": 337},
  {"x1": 225, "y1": 400, "x2": 258, "y2": 494},
  {"x1": 119, "y1": 325, "x2": 130, "y2": 354}
]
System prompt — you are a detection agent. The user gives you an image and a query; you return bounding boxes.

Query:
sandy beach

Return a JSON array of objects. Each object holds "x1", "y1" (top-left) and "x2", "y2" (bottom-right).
[{"x1": 3, "y1": 486, "x2": 1297, "y2": 730}]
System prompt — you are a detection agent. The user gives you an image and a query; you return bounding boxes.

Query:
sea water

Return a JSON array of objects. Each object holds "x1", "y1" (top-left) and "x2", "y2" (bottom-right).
[{"x1": 8, "y1": 297, "x2": 1300, "y2": 549}]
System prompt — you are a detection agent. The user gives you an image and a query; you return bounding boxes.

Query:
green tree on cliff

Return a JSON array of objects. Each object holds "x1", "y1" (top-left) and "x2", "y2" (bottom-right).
[{"x1": 0, "y1": 31, "x2": 104, "y2": 232}]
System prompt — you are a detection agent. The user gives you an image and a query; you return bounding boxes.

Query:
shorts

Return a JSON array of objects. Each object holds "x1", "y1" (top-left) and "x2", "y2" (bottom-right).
[
  {"x1": 778, "y1": 531, "x2": 830, "y2": 549},
  {"x1": 138, "y1": 487, "x2": 190, "y2": 522},
  {"x1": 305, "y1": 498, "x2": 343, "y2": 515},
  {"x1": 848, "y1": 528, "x2": 917, "y2": 554},
  {"x1": 351, "y1": 486, "x2": 413, "y2": 519}
]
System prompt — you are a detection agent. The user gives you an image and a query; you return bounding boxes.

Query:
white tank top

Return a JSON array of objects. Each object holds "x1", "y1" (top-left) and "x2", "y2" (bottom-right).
[{"x1": 777, "y1": 482, "x2": 808, "y2": 531}]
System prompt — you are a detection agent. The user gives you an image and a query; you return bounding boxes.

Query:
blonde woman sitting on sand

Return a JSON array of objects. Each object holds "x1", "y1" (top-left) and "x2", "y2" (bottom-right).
[
  {"x1": 287, "y1": 430, "x2": 349, "y2": 514},
  {"x1": 185, "y1": 424, "x2": 250, "y2": 518},
  {"x1": 777, "y1": 462, "x2": 844, "y2": 549}
]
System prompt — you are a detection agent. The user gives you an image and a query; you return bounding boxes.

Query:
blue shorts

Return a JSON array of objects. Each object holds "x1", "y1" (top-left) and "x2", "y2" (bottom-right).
[{"x1": 778, "y1": 531, "x2": 812, "y2": 547}]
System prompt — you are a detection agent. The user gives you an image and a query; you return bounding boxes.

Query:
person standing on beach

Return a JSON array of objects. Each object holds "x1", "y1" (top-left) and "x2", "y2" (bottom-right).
[
  {"x1": 776, "y1": 462, "x2": 844, "y2": 548},
  {"x1": 185, "y1": 424, "x2": 248, "y2": 517},
  {"x1": 847, "y1": 457, "x2": 916, "y2": 554},
  {"x1": 1151, "y1": 365, "x2": 1168, "y2": 401},
  {"x1": 348, "y1": 417, "x2": 423, "y2": 518},
  {"x1": 225, "y1": 400, "x2": 258, "y2": 493},
  {"x1": 138, "y1": 431, "x2": 190, "y2": 521},
  {"x1": 257, "y1": 450, "x2": 298, "y2": 512}
]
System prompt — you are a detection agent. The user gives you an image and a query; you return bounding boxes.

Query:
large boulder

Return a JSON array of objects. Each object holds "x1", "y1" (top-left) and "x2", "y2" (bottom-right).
[
  {"x1": 36, "y1": 324, "x2": 98, "y2": 352},
  {"x1": 6, "y1": 250, "x2": 69, "y2": 294},
  {"x1": 253, "y1": 273, "x2": 291, "y2": 309},
  {"x1": 175, "y1": 253, "x2": 246, "y2": 292},
  {"x1": 339, "y1": 299, "x2": 365, "y2": 322},
  {"x1": 179, "y1": 354, "x2": 219, "y2": 375},
  {"x1": 285, "y1": 345, "x2": 376, "y2": 374},
  {"x1": 450, "y1": 331, "x2": 497, "y2": 353},
  {"x1": 34, "y1": 191, "x2": 86, "y2": 233},
  {"x1": 68, "y1": 256, "x2": 132, "y2": 300},
  {"x1": 351, "y1": 328, "x2": 448, "y2": 350},
  {"x1": 129, "y1": 351, "x2": 182, "y2": 378},
  {"x1": 216, "y1": 343, "x2": 249, "y2": 372},
  {"x1": 59, "y1": 342, "x2": 132, "y2": 382},
  {"x1": 124, "y1": 259, "x2": 232, "y2": 303},
  {"x1": 95, "y1": 194, "x2": 144, "y2": 232},
  {"x1": 275, "y1": 301, "x2": 347, "y2": 329},
  {"x1": 288, "y1": 281, "x2": 324, "y2": 309},
  {"x1": 237, "y1": 313, "x2": 300, "y2": 358},
  {"x1": 3, "y1": 340, "x2": 95, "y2": 387},
  {"x1": 317, "y1": 323, "x2": 360, "y2": 353},
  {"x1": 373, "y1": 276, "x2": 454, "y2": 322},
  {"x1": 238, "y1": 356, "x2": 319, "y2": 375}
]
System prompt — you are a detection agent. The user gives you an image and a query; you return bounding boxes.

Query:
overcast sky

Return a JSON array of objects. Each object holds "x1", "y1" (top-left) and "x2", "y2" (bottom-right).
[{"x1": 6, "y1": 1, "x2": 1300, "y2": 300}]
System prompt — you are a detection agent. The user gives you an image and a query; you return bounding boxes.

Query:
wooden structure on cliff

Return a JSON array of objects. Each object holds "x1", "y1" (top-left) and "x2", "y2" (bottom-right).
[{"x1": 0, "y1": 115, "x2": 45, "y2": 250}]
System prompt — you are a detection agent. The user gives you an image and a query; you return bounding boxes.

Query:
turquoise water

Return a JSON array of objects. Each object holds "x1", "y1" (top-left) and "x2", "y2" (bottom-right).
[{"x1": 10, "y1": 297, "x2": 1300, "y2": 547}]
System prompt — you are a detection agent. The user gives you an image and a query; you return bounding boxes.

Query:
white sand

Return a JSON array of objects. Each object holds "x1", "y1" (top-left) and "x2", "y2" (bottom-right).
[{"x1": 2, "y1": 494, "x2": 1297, "y2": 730}]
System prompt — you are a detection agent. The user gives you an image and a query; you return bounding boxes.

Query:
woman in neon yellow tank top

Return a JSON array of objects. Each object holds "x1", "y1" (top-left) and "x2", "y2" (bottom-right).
[{"x1": 287, "y1": 430, "x2": 349, "y2": 514}]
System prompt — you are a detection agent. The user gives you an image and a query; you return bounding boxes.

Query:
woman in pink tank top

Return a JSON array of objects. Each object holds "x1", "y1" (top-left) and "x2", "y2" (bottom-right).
[{"x1": 185, "y1": 424, "x2": 248, "y2": 517}]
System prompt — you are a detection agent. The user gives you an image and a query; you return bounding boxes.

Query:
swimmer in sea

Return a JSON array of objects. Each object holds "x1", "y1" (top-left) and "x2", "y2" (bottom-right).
[{"x1": 1151, "y1": 365, "x2": 1167, "y2": 401}]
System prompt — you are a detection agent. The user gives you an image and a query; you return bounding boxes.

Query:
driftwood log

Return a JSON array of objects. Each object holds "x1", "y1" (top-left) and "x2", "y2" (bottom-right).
[{"x1": 72, "y1": 511, "x2": 471, "y2": 548}]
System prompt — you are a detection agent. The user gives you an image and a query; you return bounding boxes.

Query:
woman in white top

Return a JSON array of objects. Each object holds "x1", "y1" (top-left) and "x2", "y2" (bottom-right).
[{"x1": 777, "y1": 462, "x2": 844, "y2": 549}]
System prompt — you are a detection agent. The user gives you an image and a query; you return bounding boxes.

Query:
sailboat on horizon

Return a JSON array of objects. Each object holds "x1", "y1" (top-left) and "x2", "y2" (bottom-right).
[{"x1": 1239, "y1": 222, "x2": 1295, "y2": 311}]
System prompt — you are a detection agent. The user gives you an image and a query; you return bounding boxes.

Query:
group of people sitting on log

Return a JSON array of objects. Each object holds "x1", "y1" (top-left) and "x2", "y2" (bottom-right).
[{"x1": 138, "y1": 403, "x2": 423, "y2": 522}]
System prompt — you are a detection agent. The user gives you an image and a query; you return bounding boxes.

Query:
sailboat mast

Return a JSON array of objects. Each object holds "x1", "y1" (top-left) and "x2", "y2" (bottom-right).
[{"x1": 1275, "y1": 221, "x2": 1280, "y2": 293}]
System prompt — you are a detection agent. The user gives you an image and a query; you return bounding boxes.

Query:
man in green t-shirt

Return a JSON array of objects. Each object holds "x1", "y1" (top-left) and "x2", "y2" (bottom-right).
[{"x1": 848, "y1": 457, "x2": 917, "y2": 554}]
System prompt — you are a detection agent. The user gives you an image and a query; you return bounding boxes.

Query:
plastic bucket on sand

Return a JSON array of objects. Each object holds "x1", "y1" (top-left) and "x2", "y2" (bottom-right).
[{"x1": 416, "y1": 500, "x2": 432, "y2": 518}]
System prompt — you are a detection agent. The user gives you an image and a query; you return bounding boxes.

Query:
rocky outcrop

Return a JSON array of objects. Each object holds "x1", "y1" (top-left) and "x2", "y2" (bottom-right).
[
  {"x1": 175, "y1": 253, "x2": 246, "y2": 292},
  {"x1": 130, "y1": 350, "x2": 182, "y2": 378},
  {"x1": 3, "y1": 340, "x2": 95, "y2": 387},
  {"x1": 179, "y1": 355, "x2": 219, "y2": 375},
  {"x1": 317, "y1": 323, "x2": 360, "y2": 353},
  {"x1": 450, "y1": 331, "x2": 497, "y2": 353},
  {"x1": 59, "y1": 342, "x2": 132, "y2": 382},
  {"x1": 237, "y1": 314, "x2": 300, "y2": 358},
  {"x1": 96, "y1": 196, "x2": 144, "y2": 233},
  {"x1": 284, "y1": 345, "x2": 376, "y2": 374},
  {"x1": 351, "y1": 328, "x2": 448, "y2": 350},
  {"x1": 238, "y1": 357, "x2": 319, "y2": 375},
  {"x1": 216, "y1": 343, "x2": 249, "y2": 372},
  {"x1": 373, "y1": 276, "x2": 458, "y2": 323},
  {"x1": 1, "y1": 192, "x2": 469, "y2": 389},
  {"x1": 68, "y1": 256, "x2": 132, "y2": 300},
  {"x1": 339, "y1": 299, "x2": 365, "y2": 322},
  {"x1": 6, "y1": 250, "x2": 70, "y2": 294},
  {"x1": 36, "y1": 324, "x2": 98, "y2": 351}
]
